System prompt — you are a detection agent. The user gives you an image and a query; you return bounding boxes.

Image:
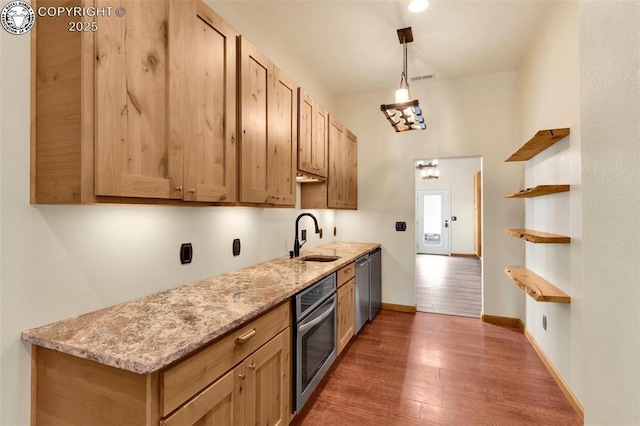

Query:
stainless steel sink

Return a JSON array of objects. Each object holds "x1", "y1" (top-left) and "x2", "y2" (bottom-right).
[{"x1": 299, "y1": 255, "x2": 341, "y2": 262}]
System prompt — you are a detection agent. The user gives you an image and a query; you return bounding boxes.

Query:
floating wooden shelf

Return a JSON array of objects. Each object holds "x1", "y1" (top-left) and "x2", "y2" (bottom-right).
[
  {"x1": 505, "y1": 128, "x2": 570, "y2": 162},
  {"x1": 506, "y1": 229, "x2": 570, "y2": 244},
  {"x1": 505, "y1": 185, "x2": 570, "y2": 198},
  {"x1": 505, "y1": 267, "x2": 570, "y2": 303}
]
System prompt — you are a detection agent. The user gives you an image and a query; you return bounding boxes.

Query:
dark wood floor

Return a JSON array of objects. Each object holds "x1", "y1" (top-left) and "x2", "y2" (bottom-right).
[
  {"x1": 416, "y1": 255, "x2": 482, "y2": 318},
  {"x1": 291, "y1": 310, "x2": 581, "y2": 425}
]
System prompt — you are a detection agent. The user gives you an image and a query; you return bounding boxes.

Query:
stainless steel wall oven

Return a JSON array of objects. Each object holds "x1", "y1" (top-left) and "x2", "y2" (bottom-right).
[{"x1": 292, "y1": 273, "x2": 337, "y2": 412}]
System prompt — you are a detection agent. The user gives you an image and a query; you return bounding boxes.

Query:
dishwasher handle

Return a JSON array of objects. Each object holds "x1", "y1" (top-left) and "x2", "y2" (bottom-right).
[{"x1": 356, "y1": 257, "x2": 372, "y2": 267}]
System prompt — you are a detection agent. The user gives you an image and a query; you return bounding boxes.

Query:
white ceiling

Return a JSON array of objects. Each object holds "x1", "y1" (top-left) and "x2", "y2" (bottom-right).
[{"x1": 247, "y1": 0, "x2": 554, "y2": 96}]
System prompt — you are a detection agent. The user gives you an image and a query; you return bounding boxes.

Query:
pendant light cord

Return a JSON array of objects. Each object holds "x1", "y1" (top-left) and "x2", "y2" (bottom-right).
[{"x1": 399, "y1": 35, "x2": 412, "y2": 98}]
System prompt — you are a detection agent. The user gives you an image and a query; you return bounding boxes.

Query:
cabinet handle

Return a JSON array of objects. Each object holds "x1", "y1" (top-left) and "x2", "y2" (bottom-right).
[
  {"x1": 188, "y1": 188, "x2": 196, "y2": 194},
  {"x1": 175, "y1": 186, "x2": 183, "y2": 191},
  {"x1": 249, "y1": 361, "x2": 256, "y2": 371},
  {"x1": 235, "y1": 328, "x2": 256, "y2": 345},
  {"x1": 238, "y1": 372, "x2": 246, "y2": 380}
]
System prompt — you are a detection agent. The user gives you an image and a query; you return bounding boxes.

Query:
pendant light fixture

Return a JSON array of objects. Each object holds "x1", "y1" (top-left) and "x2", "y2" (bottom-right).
[{"x1": 380, "y1": 27, "x2": 426, "y2": 133}]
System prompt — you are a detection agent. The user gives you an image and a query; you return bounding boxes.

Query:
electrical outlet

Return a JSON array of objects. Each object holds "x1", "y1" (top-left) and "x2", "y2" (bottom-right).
[
  {"x1": 180, "y1": 243, "x2": 193, "y2": 264},
  {"x1": 542, "y1": 314, "x2": 547, "y2": 331}
]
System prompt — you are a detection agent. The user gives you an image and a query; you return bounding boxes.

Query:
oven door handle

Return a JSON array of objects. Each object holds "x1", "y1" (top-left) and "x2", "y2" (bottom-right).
[{"x1": 299, "y1": 299, "x2": 336, "y2": 334}]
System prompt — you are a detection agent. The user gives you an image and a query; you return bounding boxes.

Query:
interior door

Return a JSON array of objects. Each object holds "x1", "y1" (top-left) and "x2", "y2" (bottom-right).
[{"x1": 417, "y1": 189, "x2": 451, "y2": 255}]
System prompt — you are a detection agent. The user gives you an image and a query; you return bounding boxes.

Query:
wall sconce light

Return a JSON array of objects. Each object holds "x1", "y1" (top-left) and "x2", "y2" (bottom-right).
[
  {"x1": 380, "y1": 27, "x2": 427, "y2": 133},
  {"x1": 416, "y1": 159, "x2": 439, "y2": 179}
]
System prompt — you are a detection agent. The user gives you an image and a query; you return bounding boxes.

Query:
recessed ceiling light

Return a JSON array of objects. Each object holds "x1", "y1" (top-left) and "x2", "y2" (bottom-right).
[{"x1": 408, "y1": 0, "x2": 429, "y2": 13}]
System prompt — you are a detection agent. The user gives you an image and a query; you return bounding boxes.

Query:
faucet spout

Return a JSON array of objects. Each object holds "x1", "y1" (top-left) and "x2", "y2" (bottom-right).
[{"x1": 293, "y1": 213, "x2": 320, "y2": 257}]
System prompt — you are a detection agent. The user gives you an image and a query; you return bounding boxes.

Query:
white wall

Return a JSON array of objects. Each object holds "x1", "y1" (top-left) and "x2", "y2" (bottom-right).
[
  {"x1": 0, "y1": 3, "x2": 337, "y2": 424},
  {"x1": 207, "y1": 0, "x2": 337, "y2": 113},
  {"x1": 580, "y1": 1, "x2": 640, "y2": 424},
  {"x1": 415, "y1": 156, "x2": 481, "y2": 254},
  {"x1": 516, "y1": 1, "x2": 583, "y2": 405},
  {"x1": 334, "y1": 72, "x2": 524, "y2": 313}
]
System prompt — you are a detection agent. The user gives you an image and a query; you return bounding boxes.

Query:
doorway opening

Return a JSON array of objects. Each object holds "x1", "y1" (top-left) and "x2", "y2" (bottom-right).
[{"x1": 413, "y1": 156, "x2": 482, "y2": 318}]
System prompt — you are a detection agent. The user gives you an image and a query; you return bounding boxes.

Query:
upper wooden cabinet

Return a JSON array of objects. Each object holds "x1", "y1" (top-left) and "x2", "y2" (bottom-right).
[
  {"x1": 185, "y1": 2, "x2": 238, "y2": 203},
  {"x1": 298, "y1": 89, "x2": 328, "y2": 178},
  {"x1": 238, "y1": 37, "x2": 298, "y2": 206},
  {"x1": 300, "y1": 117, "x2": 358, "y2": 210},
  {"x1": 32, "y1": 0, "x2": 236, "y2": 204},
  {"x1": 94, "y1": 0, "x2": 190, "y2": 200},
  {"x1": 328, "y1": 116, "x2": 357, "y2": 209}
]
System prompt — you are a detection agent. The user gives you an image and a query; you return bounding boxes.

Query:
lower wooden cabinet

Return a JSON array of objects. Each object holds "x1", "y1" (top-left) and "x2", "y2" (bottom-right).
[
  {"x1": 162, "y1": 328, "x2": 290, "y2": 426},
  {"x1": 162, "y1": 365, "x2": 244, "y2": 426},
  {"x1": 245, "y1": 328, "x2": 291, "y2": 426},
  {"x1": 29, "y1": 303, "x2": 291, "y2": 426},
  {"x1": 337, "y1": 279, "x2": 355, "y2": 355}
]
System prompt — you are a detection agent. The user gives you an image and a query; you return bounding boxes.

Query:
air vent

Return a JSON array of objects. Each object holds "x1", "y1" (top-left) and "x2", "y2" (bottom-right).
[{"x1": 411, "y1": 74, "x2": 435, "y2": 82}]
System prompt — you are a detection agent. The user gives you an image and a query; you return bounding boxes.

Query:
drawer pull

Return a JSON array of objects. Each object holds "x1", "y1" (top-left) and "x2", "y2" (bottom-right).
[
  {"x1": 249, "y1": 361, "x2": 256, "y2": 371},
  {"x1": 235, "y1": 328, "x2": 256, "y2": 345},
  {"x1": 238, "y1": 372, "x2": 246, "y2": 380}
]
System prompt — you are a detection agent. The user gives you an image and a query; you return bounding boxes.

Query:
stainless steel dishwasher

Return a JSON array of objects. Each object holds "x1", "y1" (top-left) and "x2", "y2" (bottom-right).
[
  {"x1": 355, "y1": 254, "x2": 371, "y2": 334},
  {"x1": 369, "y1": 247, "x2": 382, "y2": 320},
  {"x1": 355, "y1": 248, "x2": 382, "y2": 334}
]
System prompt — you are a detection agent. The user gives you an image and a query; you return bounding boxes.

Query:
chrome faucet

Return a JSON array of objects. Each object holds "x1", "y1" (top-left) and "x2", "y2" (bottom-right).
[{"x1": 291, "y1": 213, "x2": 320, "y2": 258}]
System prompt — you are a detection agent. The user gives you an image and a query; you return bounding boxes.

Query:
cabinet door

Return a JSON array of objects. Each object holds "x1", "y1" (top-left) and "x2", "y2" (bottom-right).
[
  {"x1": 314, "y1": 103, "x2": 329, "y2": 178},
  {"x1": 337, "y1": 279, "x2": 355, "y2": 355},
  {"x1": 95, "y1": 0, "x2": 192, "y2": 199},
  {"x1": 184, "y1": 3, "x2": 237, "y2": 203},
  {"x1": 328, "y1": 116, "x2": 346, "y2": 208},
  {"x1": 298, "y1": 89, "x2": 328, "y2": 178},
  {"x1": 344, "y1": 130, "x2": 358, "y2": 209},
  {"x1": 245, "y1": 328, "x2": 291, "y2": 426},
  {"x1": 162, "y1": 365, "x2": 245, "y2": 426},
  {"x1": 297, "y1": 89, "x2": 315, "y2": 176},
  {"x1": 238, "y1": 37, "x2": 272, "y2": 204},
  {"x1": 269, "y1": 69, "x2": 298, "y2": 206}
]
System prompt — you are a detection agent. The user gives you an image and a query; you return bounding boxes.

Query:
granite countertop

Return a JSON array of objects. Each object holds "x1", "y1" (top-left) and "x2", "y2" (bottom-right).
[{"x1": 21, "y1": 242, "x2": 379, "y2": 375}]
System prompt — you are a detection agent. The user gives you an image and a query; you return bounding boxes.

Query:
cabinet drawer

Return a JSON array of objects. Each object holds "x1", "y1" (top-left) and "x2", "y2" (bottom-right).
[
  {"x1": 160, "y1": 302, "x2": 290, "y2": 416},
  {"x1": 337, "y1": 262, "x2": 355, "y2": 288}
]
